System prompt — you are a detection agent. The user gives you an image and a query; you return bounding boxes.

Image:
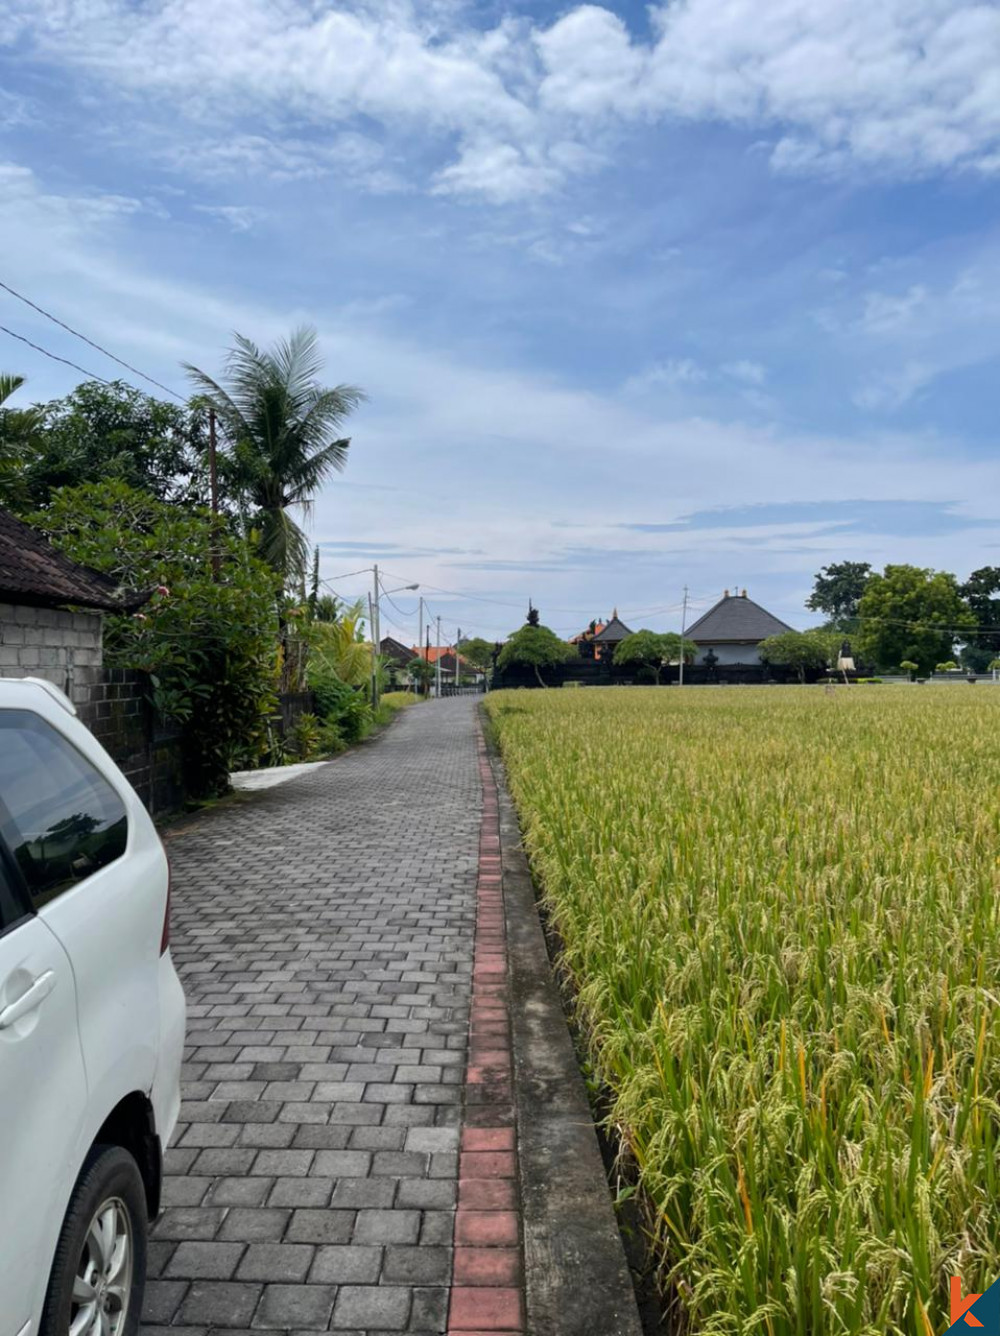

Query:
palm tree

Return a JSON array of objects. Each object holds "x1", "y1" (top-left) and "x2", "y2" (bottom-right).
[
  {"x1": 0, "y1": 374, "x2": 44, "y2": 508},
  {"x1": 184, "y1": 329, "x2": 365, "y2": 585}
]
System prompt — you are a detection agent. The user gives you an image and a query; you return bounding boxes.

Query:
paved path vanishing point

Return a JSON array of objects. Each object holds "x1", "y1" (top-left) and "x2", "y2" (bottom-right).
[{"x1": 144, "y1": 696, "x2": 526, "y2": 1335}]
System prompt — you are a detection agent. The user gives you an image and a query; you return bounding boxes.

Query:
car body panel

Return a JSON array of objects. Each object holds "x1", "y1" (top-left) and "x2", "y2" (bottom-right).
[{"x1": 0, "y1": 677, "x2": 185, "y2": 1336}]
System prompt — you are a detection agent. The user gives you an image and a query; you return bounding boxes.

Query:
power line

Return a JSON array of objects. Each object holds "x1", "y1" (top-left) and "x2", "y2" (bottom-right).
[
  {"x1": 0, "y1": 278, "x2": 185, "y2": 402},
  {"x1": 0, "y1": 323, "x2": 112, "y2": 384}
]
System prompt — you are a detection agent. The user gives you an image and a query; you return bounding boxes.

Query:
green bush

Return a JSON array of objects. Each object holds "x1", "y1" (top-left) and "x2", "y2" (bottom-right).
[
  {"x1": 309, "y1": 666, "x2": 373, "y2": 742},
  {"x1": 287, "y1": 712, "x2": 321, "y2": 760},
  {"x1": 32, "y1": 481, "x2": 280, "y2": 797}
]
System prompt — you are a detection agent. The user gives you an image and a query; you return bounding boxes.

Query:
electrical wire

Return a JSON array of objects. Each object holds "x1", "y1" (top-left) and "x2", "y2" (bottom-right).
[
  {"x1": 0, "y1": 323, "x2": 113, "y2": 385},
  {"x1": 0, "y1": 278, "x2": 186, "y2": 402}
]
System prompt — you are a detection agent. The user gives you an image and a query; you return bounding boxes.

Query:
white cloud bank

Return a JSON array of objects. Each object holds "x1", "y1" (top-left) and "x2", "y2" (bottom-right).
[{"x1": 6, "y1": 0, "x2": 1000, "y2": 200}]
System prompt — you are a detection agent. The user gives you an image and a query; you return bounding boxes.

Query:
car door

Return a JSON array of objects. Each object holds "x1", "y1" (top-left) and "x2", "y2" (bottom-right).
[
  {"x1": 0, "y1": 709, "x2": 161, "y2": 1159},
  {"x1": 0, "y1": 845, "x2": 87, "y2": 1336}
]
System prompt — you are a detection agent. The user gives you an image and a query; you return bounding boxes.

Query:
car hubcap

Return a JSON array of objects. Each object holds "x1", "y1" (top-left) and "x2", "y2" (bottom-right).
[{"x1": 69, "y1": 1197, "x2": 133, "y2": 1336}]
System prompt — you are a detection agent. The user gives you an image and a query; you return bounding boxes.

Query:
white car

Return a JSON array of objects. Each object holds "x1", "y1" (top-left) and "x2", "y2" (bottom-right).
[{"x1": 0, "y1": 677, "x2": 185, "y2": 1336}]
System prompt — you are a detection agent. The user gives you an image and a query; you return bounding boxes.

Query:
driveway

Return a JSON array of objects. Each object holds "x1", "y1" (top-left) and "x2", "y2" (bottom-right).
[{"x1": 144, "y1": 698, "x2": 483, "y2": 1334}]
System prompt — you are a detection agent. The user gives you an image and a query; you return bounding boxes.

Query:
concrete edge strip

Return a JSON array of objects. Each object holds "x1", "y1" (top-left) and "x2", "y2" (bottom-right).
[{"x1": 481, "y1": 711, "x2": 644, "y2": 1336}]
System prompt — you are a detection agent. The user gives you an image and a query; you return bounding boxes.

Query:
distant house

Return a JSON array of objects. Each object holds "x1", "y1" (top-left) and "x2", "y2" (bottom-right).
[
  {"x1": 412, "y1": 645, "x2": 465, "y2": 678},
  {"x1": 379, "y1": 636, "x2": 414, "y2": 671},
  {"x1": 0, "y1": 506, "x2": 146, "y2": 694},
  {"x1": 685, "y1": 589, "x2": 793, "y2": 667},
  {"x1": 573, "y1": 610, "x2": 633, "y2": 660}
]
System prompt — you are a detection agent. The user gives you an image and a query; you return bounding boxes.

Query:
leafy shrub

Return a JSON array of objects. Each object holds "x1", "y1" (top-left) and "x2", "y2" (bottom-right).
[
  {"x1": 309, "y1": 666, "x2": 373, "y2": 742},
  {"x1": 33, "y1": 481, "x2": 280, "y2": 797},
  {"x1": 287, "y1": 711, "x2": 321, "y2": 760},
  {"x1": 316, "y1": 720, "x2": 347, "y2": 755}
]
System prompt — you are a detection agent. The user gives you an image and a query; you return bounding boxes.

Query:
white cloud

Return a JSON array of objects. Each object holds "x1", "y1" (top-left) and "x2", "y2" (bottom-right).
[
  {"x1": 193, "y1": 204, "x2": 263, "y2": 233},
  {"x1": 6, "y1": 0, "x2": 1000, "y2": 202},
  {"x1": 3, "y1": 156, "x2": 1000, "y2": 636},
  {"x1": 723, "y1": 360, "x2": 767, "y2": 385},
  {"x1": 624, "y1": 358, "x2": 708, "y2": 394}
]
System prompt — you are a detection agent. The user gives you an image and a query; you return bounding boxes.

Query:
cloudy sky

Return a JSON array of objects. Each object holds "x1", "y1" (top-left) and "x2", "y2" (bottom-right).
[{"x1": 2, "y1": 0, "x2": 1000, "y2": 641}]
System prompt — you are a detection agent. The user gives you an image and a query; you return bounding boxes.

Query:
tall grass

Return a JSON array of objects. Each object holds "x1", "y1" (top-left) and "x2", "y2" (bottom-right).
[{"x1": 486, "y1": 687, "x2": 1000, "y2": 1334}]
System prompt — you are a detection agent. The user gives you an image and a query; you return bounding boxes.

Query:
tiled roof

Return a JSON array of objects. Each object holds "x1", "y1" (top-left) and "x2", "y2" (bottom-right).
[
  {"x1": 411, "y1": 646, "x2": 464, "y2": 666},
  {"x1": 0, "y1": 507, "x2": 147, "y2": 612},
  {"x1": 593, "y1": 614, "x2": 633, "y2": 643},
  {"x1": 570, "y1": 621, "x2": 606, "y2": 643},
  {"x1": 379, "y1": 636, "x2": 414, "y2": 667},
  {"x1": 685, "y1": 592, "x2": 793, "y2": 643}
]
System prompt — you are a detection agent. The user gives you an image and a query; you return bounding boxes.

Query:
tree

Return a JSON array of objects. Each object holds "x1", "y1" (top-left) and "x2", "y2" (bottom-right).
[
  {"x1": 900, "y1": 660, "x2": 919, "y2": 682},
  {"x1": 806, "y1": 562, "x2": 872, "y2": 631},
  {"x1": 308, "y1": 601, "x2": 371, "y2": 687},
  {"x1": 855, "y1": 565, "x2": 975, "y2": 676},
  {"x1": 32, "y1": 481, "x2": 281, "y2": 797},
  {"x1": 460, "y1": 637, "x2": 495, "y2": 673},
  {"x1": 5, "y1": 380, "x2": 213, "y2": 514},
  {"x1": 613, "y1": 630, "x2": 697, "y2": 684},
  {"x1": 407, "y1": 657, "x2": 435, "y2": 698},
  {"x1": 958, "y1": 567, "x2": 1000, "y2": 670},
  {"x1": 758, "y1": 630, "x2": 835, "y2": 683},
  {"x1": 0, "y1": 373, "x2": 44, "y2": 508},
  {"x1": 185, "y1": 328, "x2": 365, "y2": 586},
  {"x1": 497, "y1": 619, "x2": 573, "y2": 686}
]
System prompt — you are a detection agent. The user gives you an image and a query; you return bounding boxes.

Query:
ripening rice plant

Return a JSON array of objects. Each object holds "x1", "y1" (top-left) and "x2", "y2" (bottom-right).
[{"x1": 485, "y1": 686, "x2": 1000, "y2": 1335}]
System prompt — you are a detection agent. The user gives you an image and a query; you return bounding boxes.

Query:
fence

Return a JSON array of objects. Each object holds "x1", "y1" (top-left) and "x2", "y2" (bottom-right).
[{"x1": 439, "y1": 682, "x2": 487, "y2": 697}]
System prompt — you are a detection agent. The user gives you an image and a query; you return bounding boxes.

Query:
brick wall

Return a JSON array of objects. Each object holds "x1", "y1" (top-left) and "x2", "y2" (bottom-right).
[
  {"x1": 0, "y1": 600, "x2": 184, "y2": 816},
  {"x1": 0, "y1": 600, "x2": 103, "y2": 694},
  {"x1": 72, "y1": 667, "x2": 185, "y2": 817}
]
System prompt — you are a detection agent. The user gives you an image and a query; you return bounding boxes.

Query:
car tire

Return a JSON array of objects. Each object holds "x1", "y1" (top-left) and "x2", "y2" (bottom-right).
[{"x1": 39, "y1": 1143, "x2": 148, "y2": 1336}]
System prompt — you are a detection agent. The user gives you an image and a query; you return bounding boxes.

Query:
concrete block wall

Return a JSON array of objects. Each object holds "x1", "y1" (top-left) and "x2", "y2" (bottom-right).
[
  {"x1": 0, "y1": 601, "x2": 184, "y2": 815},
  {"x1": 0, "y1": 601, "x2": 103, "y2": 694}
]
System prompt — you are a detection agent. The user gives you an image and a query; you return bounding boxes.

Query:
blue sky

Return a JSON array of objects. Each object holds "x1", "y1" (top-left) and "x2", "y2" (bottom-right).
[{"x1": 2, "y1": 0, "x2": 1000, "y2": 642}]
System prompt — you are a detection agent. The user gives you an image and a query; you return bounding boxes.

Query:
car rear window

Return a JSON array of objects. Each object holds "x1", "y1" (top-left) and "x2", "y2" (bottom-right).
[{"x1": 0, "y1": 709, "x2": 128, "y2": 905}]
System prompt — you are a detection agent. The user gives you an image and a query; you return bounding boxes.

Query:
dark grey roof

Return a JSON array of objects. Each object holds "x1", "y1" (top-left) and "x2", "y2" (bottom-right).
[
  {"x1": 379, "y1": 636, "x2": 413, "y2": 668},
  {"x1": 0, "y1": 507, "x2": 148, "y2": 612},
  {"x1": 685, "y1": 593, "x2": 793, "y2": 643},
  {"x1": 593, "y1": 614, "x2": 633, "y2": 643}
]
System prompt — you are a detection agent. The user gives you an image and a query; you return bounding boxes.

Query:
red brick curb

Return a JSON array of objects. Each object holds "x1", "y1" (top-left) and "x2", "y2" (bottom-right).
[{"x1": 447, "y1": 732, "x2": 525, "y2": 1334}]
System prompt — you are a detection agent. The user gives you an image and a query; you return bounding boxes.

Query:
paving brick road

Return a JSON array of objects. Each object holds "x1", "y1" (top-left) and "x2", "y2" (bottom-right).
[{"x1": 144, "y1": 697, "x2": 482, "y2": 1335}]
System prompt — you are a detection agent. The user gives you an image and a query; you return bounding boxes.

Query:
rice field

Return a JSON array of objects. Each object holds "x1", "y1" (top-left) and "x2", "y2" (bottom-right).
[{"x1": 485, "y1": 686, "x2": 1000, "y2": 1335}]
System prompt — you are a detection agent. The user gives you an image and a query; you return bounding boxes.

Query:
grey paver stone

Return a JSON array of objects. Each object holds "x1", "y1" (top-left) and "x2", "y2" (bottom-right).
[
  {"x1": 177, "y1": 1281, "x2": 263, "y2": 1326},
  {"x1": 236, "y1": 1243, "x2": 315, "y2": 1282},
  {"x1": 382, "y1": 1246, "x2": 451, "y2": 1284},
  {"x1": 309, "y1": 1245, "x2": 383, "y2": 1284},
  {"x1": 285, "y1": 1209, "x2": 357, "y2": 1243},
  {"x1": 218, "y1": 1208, "x2": 291, "y2": 1242},
  {"x1": 331, "y1": 1285, "x2": 412, "y2": 1330},
  {"x1": 353, "y1": 1210, "x2": 421, "y2": 1245},
  {"x1": 142, "y1": 1279, "x2": 188, "y2": 1323},
  {"x1": 251, "y1": 1282, "x2": 337, "y2": 1329},
  {"x1": 166, "y1": 1241, "x2": 247, "y2": 1279}
]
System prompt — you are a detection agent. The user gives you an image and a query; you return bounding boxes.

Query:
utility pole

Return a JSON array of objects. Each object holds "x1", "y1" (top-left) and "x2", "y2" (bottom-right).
[
  {"x1": 435, "y1": 616, "x2": 442, "y2": 698},
  {"x1": 679, "y1": 585, "x2": 689, "y2": 688},
  {"x1": 417, "y1": 597, "x2": 424, "y2": 667},
  {"x1": 456, "y1": 628, "x2": 461, "y2": 687},
  {"x1": 208, "y1": 406, "x2": 220, "y2": 582},
  {"x1": 368, "y1": 591, "x2": 378, "y2": 708}
]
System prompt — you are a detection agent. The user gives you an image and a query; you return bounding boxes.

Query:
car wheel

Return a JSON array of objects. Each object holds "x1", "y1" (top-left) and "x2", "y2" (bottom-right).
[{"x1": 39, "y1": 1144, "x2": 148, "y2": 1336}]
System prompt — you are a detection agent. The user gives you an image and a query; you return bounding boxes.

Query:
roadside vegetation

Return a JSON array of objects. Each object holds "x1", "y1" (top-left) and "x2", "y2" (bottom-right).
[
  {"x1": 486, "y1": 686, "x2": 1000, "y2": 1334},
  {"x1": 0, "y1": 334, "x2": 377, "y2": 795}
]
